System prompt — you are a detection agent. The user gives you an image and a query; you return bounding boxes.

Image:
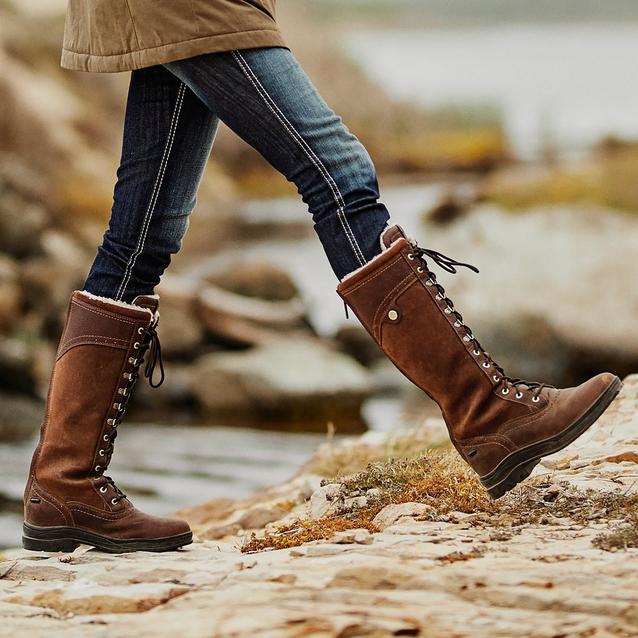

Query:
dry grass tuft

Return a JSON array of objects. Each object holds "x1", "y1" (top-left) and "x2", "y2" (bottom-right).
[
  {"x1": 242, "y1": 449, "x2": 638, "y2": 554},
  {"x1": 242, "y1": 450, "x2": 492, "y2": 553},
  {"x1": 303, "y1": 427, "x2": 450, "y2": 479},
  {"x1": 592, "y1": 511, "x2": 638, "y2": 552}
]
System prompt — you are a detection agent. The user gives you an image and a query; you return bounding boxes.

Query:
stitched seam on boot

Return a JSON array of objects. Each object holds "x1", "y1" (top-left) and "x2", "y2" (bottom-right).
[
  {"x1": 67, "y1": 504, "x2": 135, "y2": 521},
  {"x1": 73, "y1": 299, "x2": 142, "y2": 326},
  {"x1": 459, "y1": 433, "x2": 516, "y2": 450},
  {"x1": 57, "y1": 336, "x2": 130, "y2": 361},
  {"x1": 31, "y1": 483, "x2": 73, "y2": 526},
  {"x1": 372, "y1": 274, "x2": 417, "y2": 341}
]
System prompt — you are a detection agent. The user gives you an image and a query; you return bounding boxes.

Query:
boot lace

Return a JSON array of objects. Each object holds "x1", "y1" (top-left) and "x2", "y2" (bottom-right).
[
  {"x1": 95, "y1": 318, "x2": 165, "y2": 502},
  {"x1": 410, "y1": 242, "x2": 549, "y2": 401}
]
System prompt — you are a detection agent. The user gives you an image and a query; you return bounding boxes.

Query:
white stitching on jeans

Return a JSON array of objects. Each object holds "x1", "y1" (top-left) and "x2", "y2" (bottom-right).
[
  {"x1": 116, "y1": 82, "x2": 187, "y2": 300},
  {"x1": 231, "y1": 50, "x2": 367, "y2": 267}
]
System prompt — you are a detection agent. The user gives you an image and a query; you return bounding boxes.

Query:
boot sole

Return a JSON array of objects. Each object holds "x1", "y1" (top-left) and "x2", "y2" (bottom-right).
[
  {"x1": 481, "y1": 376, "x2": 623, "y2": 499},
  {"x1": 22, "y1": 523, "x2": 193, "y2": 554}
]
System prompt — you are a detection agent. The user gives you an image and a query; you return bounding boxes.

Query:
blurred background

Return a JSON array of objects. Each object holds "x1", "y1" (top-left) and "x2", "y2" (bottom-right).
[{"x1": 1, "y1": 0, "x2": 637, "y2": 548}]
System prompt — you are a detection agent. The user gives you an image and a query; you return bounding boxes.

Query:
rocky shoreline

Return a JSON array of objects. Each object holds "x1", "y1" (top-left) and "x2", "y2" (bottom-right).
[{"x1": 1, "y1": 375, "x2": 637, "y2": 637}]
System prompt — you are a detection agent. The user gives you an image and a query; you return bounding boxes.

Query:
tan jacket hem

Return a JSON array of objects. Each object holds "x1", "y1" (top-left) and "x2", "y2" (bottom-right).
[{"x1": 61, "y1": 28, "x2": 287, "y2": 73}]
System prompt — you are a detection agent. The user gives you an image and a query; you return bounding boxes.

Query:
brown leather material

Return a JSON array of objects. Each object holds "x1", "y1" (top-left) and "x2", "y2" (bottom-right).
[
  {"x1": 338, "y1": 226, "x2": 619, "y2": 483},
  {"x1": 24, "y1": 291, "x2": 190, "y2": 543}
]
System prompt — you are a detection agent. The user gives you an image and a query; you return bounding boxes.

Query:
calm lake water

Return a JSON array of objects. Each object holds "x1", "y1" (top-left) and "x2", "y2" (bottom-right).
[{"x1": 346, "y1": 24, "x2": 638, "y2": 158}]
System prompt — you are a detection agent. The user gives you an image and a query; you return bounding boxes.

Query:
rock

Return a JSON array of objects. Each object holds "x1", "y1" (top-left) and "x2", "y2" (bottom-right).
[
  {"x1": 372, "y1": 502, "x2": 437, "y2": 531},
  {"x1": 329, "y1": 565, "x2": 420, "y2": 590},
  {"x1": 199, "y1": 523, "x2": 241, "y2": 541},
  {"x1": 423, "y1": 205, "x2": 638, "y2": 384},
  {"x1": 192, "y1": 338, "x2": 371, "y2": 430},
  {"x1": 0, "y1": 374, "x2": 637, "y2": 637},
  {"x1": 0, "y1": 255, "x2": 21, "y2": 333},
  {"x1": 19, "y1": 256, "x2": 85, "y2": 331},
  {"x1": 0, "y1": 338, "x2": 35, "y2": 394},
  {"x1": 129, "y1": 363, "x2": 196, "y2": 417},
  {"x1": 0, "y1": 391, "x2": 42, "y2": 441},
  {"x1": 331, "y1": 529, "x2": 373, "y2": 545},
  {"x1": 309, "y1": 483, "x2": 344, "y2": 520},
  {"x1": 237, "y1": 506, "x2": 288, "y2": 530},
  {"x1": 540, "y1": 453, "x2": 579, "y2": 471},
  {"x1": 596, "y1": 451, "x2": 638, "y2": 465},
  {"x1": 5, "y1": 584, "x2": 190, "y2": 615},
  {"x1": 195, "y1": 284, "x2": 311, "y2": 347},
  {"x1": 206, "y1": 261, "x2": 300, "y2": 302},
  {"x1": 334, "y1": 325, "x2": 384, "y2": 367},
  {"x1": 156, "y1": 276, "x2": 205, "y2": 358}
]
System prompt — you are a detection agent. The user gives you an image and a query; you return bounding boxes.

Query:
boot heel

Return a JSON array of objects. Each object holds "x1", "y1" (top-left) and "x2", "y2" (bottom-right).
[{"x1": 22, "y1": 535, "x2": 80, "y2": 553}]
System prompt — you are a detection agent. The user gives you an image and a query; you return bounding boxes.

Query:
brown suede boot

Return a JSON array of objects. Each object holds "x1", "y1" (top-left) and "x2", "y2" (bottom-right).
[
  {"x1": 23, "y1": 291, "x2": 192, "y2": 552},
  {"x1": 338, "y1": 226, "x2": 622, "y2": 498}
]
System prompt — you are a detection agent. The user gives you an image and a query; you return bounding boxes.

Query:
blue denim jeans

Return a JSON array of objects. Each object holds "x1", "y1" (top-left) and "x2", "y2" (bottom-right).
[{"x1": 84, "y1": 47, "x2": 390, "y2": 302}]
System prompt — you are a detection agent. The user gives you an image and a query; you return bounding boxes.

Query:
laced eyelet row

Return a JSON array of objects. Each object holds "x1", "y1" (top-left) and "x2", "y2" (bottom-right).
[
  {"x1": 93, "y1": 322, "x2": 154, "y2": 508},
  {"x1": 408, "y1": 242, "x2": 550, "y2": 406}
]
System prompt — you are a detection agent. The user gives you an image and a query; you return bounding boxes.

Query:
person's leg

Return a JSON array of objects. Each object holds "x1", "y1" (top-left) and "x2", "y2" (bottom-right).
[
  {"x1": 165, "y1": 48, "x2": 620, "y2": 501},
  {"x1": 22, "y1": 65, "x2": 220, "y2": 553},
  {"x1": 164, "y1": 47, "x2": 390, "y2": 280},
  {"x1": 84, "y1": 65, "x2": 220, "y2": 302}
]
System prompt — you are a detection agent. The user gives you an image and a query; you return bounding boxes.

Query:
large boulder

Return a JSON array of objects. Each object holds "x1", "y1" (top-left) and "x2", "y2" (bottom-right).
[
  {"x1": 191, "y1": 337, "x2": 372, "y2": 431},
  {"x1": 195, "y1": 284, "x2": 311, "y2": 347},
  {"x1": 205, "y1": 261, "x2": 300, "y2": 302},
  {"x1": 0, "y1": 391, "x2": 42, "y2": 441},
  {"x1": 155, "y1": 275, "x2": 205, "y2": 358},
  {"x1": 0, "y1": 254, "x2": 21, "y2": 333}
]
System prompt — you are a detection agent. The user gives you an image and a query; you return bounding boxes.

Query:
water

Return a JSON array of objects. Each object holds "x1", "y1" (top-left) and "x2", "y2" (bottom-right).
[{"x1": 346, "y1": 24, "x2": 638, "y2": 158}]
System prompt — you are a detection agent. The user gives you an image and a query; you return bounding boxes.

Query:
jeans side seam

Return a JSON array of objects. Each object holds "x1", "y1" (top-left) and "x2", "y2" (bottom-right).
[
  {"x1": 116, "y1": 82, "x2": 186, "y2": 300},
  {"x1": 231, "y1": 50, "x2": 366, "y2": 267}
]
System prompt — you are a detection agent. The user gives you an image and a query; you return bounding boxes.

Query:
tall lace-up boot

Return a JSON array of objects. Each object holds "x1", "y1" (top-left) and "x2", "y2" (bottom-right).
[
  {"x1": 23, "y1": 291, "x2": 192, "y2": 552},
  {"x1": 338, "y1": 226, "x2": 622, "y2": 498}
]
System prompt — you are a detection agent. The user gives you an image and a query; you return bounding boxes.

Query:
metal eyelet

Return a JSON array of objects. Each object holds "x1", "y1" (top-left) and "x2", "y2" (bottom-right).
[
  {"x1": 113, "y1": 403, "x2": 122, "y2": 411},
  {"x1": 111, "y1": 498, "x2": 118, "y2": 505},
  {"x1": 502, "y1": 388, "x2": 510, "y2": 395},
  {"x1": 473, "y1": 349, "x2": 480, "y2": 356},
  {"x1": 482, "y1": 362, "x2": 491, "y2": 368},
  {"x1": 95, "y1": 465, "x2": 101, "y2": 472},
  {"x1": 137, "y1": 327, "x2": 145, "y2": 335},
  {"x1": 123, "y1": 373, "x2": 131, "y2": 380},
  {"x1": 516, "y1": 392, "x2": 523, "y2": 399},
  {"x1": 453, "y1": 320, "x2": 461, "y2": 327},
  {"x1": 107, "y1": 418, "x2": 115, "y2": 426},
  {"x1": 118, "y1": 388, "x2": 128, "y2": 396},
  {"x1": 98, "y1": 449, "x2": 105, "y2": 456},
  {"x1": 103, "y1": 434, "x2": 109, "y2": 441},
  {"x1": 416, "y1": 266, "x2": 423, "y2": 273},
  {"x1": 99, "y1": 486, "x2": 107, "y2": 494},
  {"x1": 407, "y1": 253, "x2": 415, "y2": 260},
  {"x1": 435, "y1": 294, "x2": 443, "y2": 300},
  {"x1": 425, "y1": 279, "x2": 434, "y2": 286},
  {"x1": 493, "y1": 375, "x2": 500, "y2": 382},
  {"x1": 444, "y1": 308, "x2": 452, "y2": 315},
  {"x1": 463, "y1": 335, "x2": 471, "y2": 342},
  {"x1": 128, "y1": 357, "x2": 137, "y2": 365},
  {"x1": 532, "y1": 396, "x2": 540, "y2": 403},
  {"x1": 133, "y1": 342, "x2": 140, "y2": 350},
  {"x1": 387, "y1": 310, "x2": 399, "y2": 321}
]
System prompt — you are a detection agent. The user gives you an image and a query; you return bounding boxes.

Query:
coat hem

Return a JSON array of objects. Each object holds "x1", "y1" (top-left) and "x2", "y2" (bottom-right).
[{"x1": 61, "y1": 28, "x2": 287, "y2": 73}]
